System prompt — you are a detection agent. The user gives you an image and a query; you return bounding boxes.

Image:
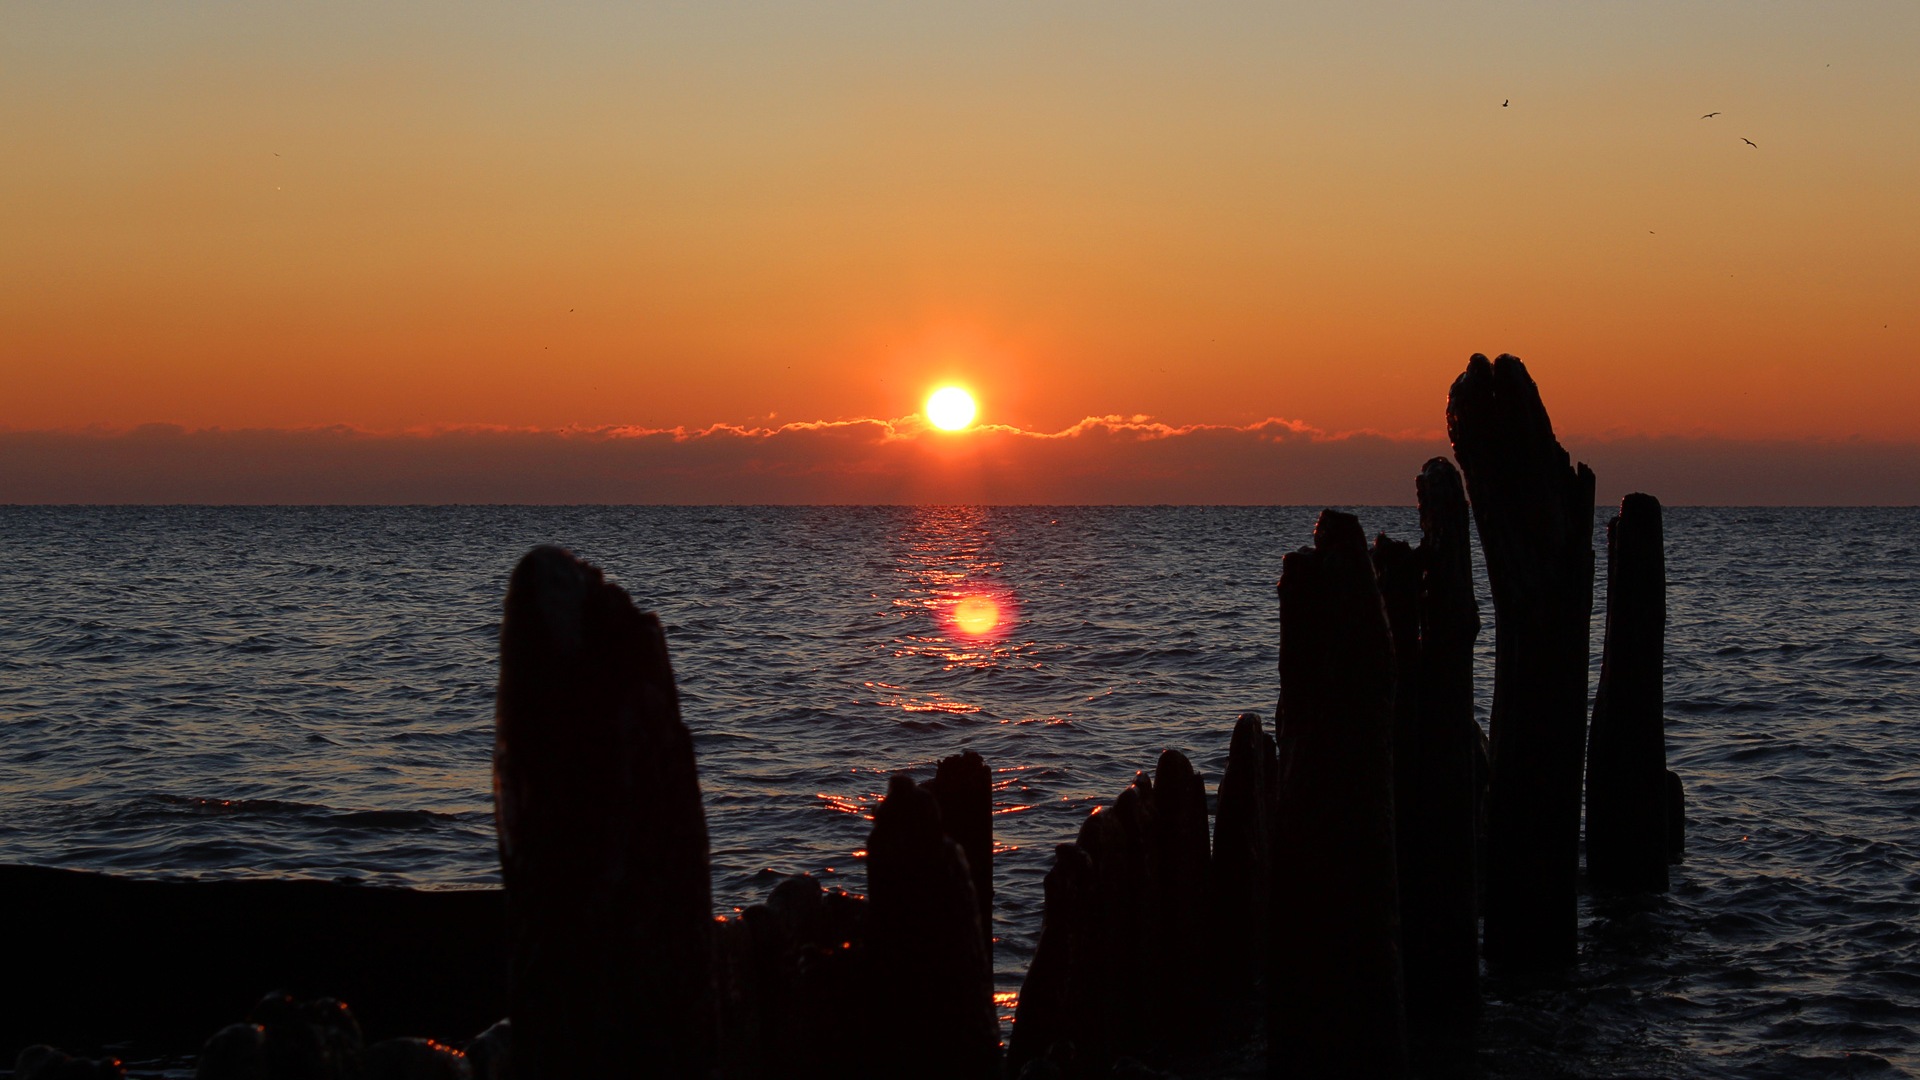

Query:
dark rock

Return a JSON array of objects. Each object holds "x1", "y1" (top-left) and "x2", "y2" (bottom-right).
[
  {"x1": 251, "y1": 993, "x2": 363, "y2": 1080},
  {"x1": 1586, "y1": 493, "x2": 1675, "y2": 893},
  {"x1": 462, "y1": 1021, "x2": 510, "y2": 1080},
  {"x1": 195, "y1": 1024, "x2": 268, "y2": 1080},
  {"x1": 365, "y1": 1037, "x2": 474, "y2": 1080},
  {"x1": 1015, "y1": 1061, "x2": 1066, "y2": 1080},
  {"x1": 1269, "y1": 509, "x2": 1408, "y2": 1079},
  {"x1": 1446, "y1": 353, "x2": 1596, "y2": 972},
  {"x1": 865, "y1": 774, "x2": 999, "y2": 1077},
  {"x1": 14, "y1": 1045, "x2": 125, "y2": 1080},
  {"x1": 493, "y1": 545, "x2": 717, "y2": 1078},
  {"x1": 191, "y1": 994, "x2": 363, "y2": 1080}
]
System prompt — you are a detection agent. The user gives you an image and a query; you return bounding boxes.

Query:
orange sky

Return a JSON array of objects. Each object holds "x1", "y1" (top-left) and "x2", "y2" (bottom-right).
[{"x1": 3, "y1": 3, "x2": 1917, "y2": 500}]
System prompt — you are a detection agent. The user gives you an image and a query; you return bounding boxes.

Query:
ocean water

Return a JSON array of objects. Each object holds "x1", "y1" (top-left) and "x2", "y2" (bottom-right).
[{"x1": 0, "y1": 505, "x2": 1915, "y2": 1077}]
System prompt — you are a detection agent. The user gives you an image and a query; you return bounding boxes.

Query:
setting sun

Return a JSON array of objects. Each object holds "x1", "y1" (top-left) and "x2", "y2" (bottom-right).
[{"x1": 925, "y1": 387, "x2": 978, "y2": 432}]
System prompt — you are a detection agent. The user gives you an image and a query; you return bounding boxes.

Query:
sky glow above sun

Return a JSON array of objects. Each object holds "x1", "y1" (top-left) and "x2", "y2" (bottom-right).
[
  {"x1": 926, "y1": 387, "x2": 978, "y2": 431},
  {"x1": 1, "y1": 4, "x2": 1916, "y2": 503}
]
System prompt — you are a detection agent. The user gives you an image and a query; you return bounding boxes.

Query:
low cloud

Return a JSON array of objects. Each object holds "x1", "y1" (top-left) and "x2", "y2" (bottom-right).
[{"x1": 1, "y1": 418, "x2": 1914, "y2": 505}]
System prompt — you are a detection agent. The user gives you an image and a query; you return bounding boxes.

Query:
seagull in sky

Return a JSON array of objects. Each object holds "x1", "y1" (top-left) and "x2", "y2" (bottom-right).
[
  {"x1": 1701, "y1": 112, "x2": 1720, "y2": 119},
  {"x1": 1743, "y1": 137, "x2": 1758, "y2": 148}
]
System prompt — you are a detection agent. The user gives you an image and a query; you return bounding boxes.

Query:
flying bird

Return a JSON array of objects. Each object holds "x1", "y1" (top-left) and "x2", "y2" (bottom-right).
[
  {"x1": 1743, "y1": 138, "x2": 1758, "y2": 148},
  {"x1": 1701, "y1": 112, "x2": 1720, "y2": 119}
]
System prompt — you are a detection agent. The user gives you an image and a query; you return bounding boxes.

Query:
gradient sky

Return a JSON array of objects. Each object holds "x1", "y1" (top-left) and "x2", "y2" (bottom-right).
[{"x1": 3, "y1": 2, "x2": 1916, "y2": 501}]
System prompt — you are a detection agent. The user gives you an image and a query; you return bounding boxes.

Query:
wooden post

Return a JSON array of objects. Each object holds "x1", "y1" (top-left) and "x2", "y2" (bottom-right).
[
  {"x1": 1407, "y1": 457, "x2": 1482, "y2": 1035},
  {"x1": 1586, "y1": 493, "x2": 1674, "y2": 893},
  {"x1": 1073, "y1": 776, "x2": 1158, "y2": 1067},
  {"x1": 1446, "y1": 353, "x2": 1595, "y2": 972},
  {"x1": 1269, "y1": 510, "x2": 1408, "y2": 1079},
  {"x1": 922, "y1": 750, "x2": 995, "y2": 959},
  {"x1": 865, "y1": 774, "x2": 1000, "y2": 1078},
  {"x1": 1211, "y1": 712, "x2": 1275, "y2": 992},
  {"x1": 493, "y1": 545, "x2": 716, "y2": 1079},
  {"x1": 1005, "y1": 843, "x2": 1096, "y2": 1078},
  {"x1": 1150, "y1": 747, "x2": 1212, "y2": 1037}
]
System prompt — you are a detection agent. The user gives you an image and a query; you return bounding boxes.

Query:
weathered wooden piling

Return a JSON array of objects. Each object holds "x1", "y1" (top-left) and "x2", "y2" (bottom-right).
[
  {"x1": 1368, "y1": 531, "x2": 1423, "y2": 906},
  {"x1": 1446, "y1": 353, "x2": 1596, "y2": 972},
  {"x1": 1586, "y1": 493, "x2": 1675, "y2": 893},
  {"x1": 1665, "y1": 769, "x2": 1686, "y2": 860},
  {"x1": 493, "y1": 545, "x2": 716, "y2": 1079},
  {"x1": 923, "y1": 749, "x2": 995, "y2": 958},
  {"x1": 865, "y1": 774, "x2": 999, "y2": 1078},
  {"x1": 1073, "y1": 776, "x2": 1159, "y2": 1065},
  {"x1": 1149, "y1": 748, "x2": 1212, "y2": 1035},
  {"x1": 1006, "y1": 843, "x2": 1097, "y2": 1078},
  {"x1": 1211, "y1": 712, "x2": 1276, "y2": 992},
  {"x1": 1407, "y1": 457, "x2": 1482, "y2": 1032},
  {"x1": 714, "y1": 874, "x2": 875, "y2": 1079},
  {"x1": 1269, "y1": 510, "x2": 1408, "y2": 1079}
]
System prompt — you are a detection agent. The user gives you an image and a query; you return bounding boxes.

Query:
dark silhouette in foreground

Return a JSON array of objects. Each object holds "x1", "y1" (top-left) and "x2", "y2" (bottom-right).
[
  {"x1": 1447, "y1": 353, "x2": 1596, "y2": 973},
  {"x1": 494, "y1": 545, "x2": 716, "y2": 1077},
  {"x1": 1586, "y1": 493, "x2": 1678, "y2": 893}
]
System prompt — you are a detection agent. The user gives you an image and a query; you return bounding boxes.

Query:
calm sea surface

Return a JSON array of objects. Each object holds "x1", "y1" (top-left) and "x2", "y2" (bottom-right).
[{"x1": 1, "y1": 506, "x2": 1916, "y2": 1077}]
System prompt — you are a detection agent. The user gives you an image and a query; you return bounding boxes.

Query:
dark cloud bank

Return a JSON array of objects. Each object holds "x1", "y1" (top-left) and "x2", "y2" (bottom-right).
[{"x1": 3, "y1": 418, "x2": 1915, "y2": 505}]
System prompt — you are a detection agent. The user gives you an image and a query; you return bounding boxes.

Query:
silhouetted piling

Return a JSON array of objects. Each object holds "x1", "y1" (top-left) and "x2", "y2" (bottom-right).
[
  {"x1": 1406, "y1": 457, "x2": 1482, "y2": 1035},
  {"x1": 1586, "y1": 493, "x2": 1674, "y2": 893},
  {"x1": 493, "y1": 545, "x2": 716, "y2": 1079},
  {"x1": 923, "y1": 750, "x2": 995, "y2": 958},
  {"x1": 1368, "y1": 531, "x2": 1423, "y2": 907},
  {"x1": 865, "y1": 774, "x2": 999, "y2": 1078},
  {"x1": 1446, "y1": 354, "x2": 1596, "y2": 972},
  {"x1": 1269, "y1": 510, "x2": 1408, "y2": 1079},
  {"x1": 1149, "y1": 748, "x2": 1212, "y2": 1037},
  {"x1": 1074, "y1": 777, "x2": 1158, "y2": 1066},
  {"x1": 1210, "y1": 712, "x2": 1275, "y2": 991},
  {"x1": 714, "y1": 874, "x2": 874, "y2": 1079},
  {"x1": 1006, "y1": 843, "x2": 1097, "y2": 1078}
]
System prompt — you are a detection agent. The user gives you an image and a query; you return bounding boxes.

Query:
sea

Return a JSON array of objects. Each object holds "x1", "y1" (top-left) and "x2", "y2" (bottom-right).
[{"x1": 0, "y1": 505, "x2": 1915, "y2": 1078}]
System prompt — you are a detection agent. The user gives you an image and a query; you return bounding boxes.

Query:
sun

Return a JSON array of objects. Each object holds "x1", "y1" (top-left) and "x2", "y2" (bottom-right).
[{"x1": 925, "y1": 386, "x2": 977, "y2": 431}]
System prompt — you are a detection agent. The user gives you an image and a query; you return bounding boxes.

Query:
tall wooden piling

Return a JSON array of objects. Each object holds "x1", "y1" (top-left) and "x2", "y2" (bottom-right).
[
  {"x1": 1446, "y1": 353, "x2": 1596, "y2": 972},
  {"x1": 1269, "y1": 510, "x2": 1408, "y2": 1079},
  {"x1": 1150, "y1": 748, "x2": 1212, "y2": 1037},
  {"x1": 1211, "y1": 712, "x2": 1275, "y2": 992},
  {"x1": 1586, "y1": 493, "x2": 1675, "y2": 893},
  {"x1": 493, "y1": 545, "x2": 716, "y2": 1078},
  {"x1": 1407, "y1": 457, "x2": 1482, "y2": 1033},
  {"x1": 1074, "y1": 776, "x2": 1159, "y2": 1064},
  {"x1": 923, "y1": 750, "x2": 995, "y2": 958},
  {"x1": 865, "y1": 774, "x2": 1000, "y2": 1078},
  {"x1": 1006, "y1": 843, "x2": 1096, "y2": 1078}
]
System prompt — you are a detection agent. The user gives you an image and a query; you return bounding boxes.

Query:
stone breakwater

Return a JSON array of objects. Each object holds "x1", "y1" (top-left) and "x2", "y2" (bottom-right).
[{"x1": 9, "y1": 355, "x2": 1688, "y2": 1080}]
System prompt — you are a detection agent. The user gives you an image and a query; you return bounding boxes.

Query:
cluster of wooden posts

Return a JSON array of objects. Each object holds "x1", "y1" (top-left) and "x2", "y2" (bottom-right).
[{"x1": 485, "y1": 353, "x2": 1681, "y2": 1079}]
